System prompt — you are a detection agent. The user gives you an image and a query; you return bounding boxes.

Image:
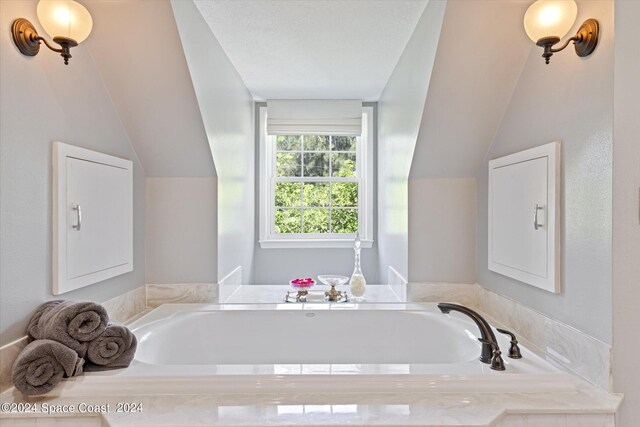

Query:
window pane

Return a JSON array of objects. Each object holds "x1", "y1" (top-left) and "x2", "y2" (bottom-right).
[
  {"x1": 275, "y1": 209, "x2": 302, "y2": 233},
  {"x1": 332, "y1": 136, "x2": 356, "y2": 152},
  {"x1": 332, "y1": 209, "x2": 358, "y2": 233},
  {"x1": 276, "y1": 153, "x2": 301, "y2": 177},
  {"x1": 303, "y1": 135, "x2": 329, "y2": 151},
  {"x1": 276, "y1": 135, "x2": 301, "y2": 151},
  {"x1": 303, "y1": 209, "x2": 329, "y2": 233},
  {"x1": 302, "y1": 182, "x2": 329, "y2": 207},
  {"x1": 331, "y1": 182, "x2": 358, "y2": 207},
  {"x1": 303, "y1": 153, "x2": 329, "y2": 177},
  {"x1": 331, "y1": 153, "x2": 356, "y2": 177},
  {"x1": 275, "y1": 182, "x2": 302, "y2": 207}
]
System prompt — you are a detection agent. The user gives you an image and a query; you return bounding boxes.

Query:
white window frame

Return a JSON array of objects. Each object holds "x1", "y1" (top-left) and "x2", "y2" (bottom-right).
[{"x1": 259, "y1": 105, "x2": 374, "y2": 249}]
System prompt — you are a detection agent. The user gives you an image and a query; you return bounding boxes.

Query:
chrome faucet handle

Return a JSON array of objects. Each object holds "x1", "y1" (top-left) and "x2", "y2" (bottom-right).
[
  {"x1": 496, "y1": 328, "x2": 523, "y2": 359},
  {"x1": 478, "y1": 338, "x2": 506, "y2": 371}
]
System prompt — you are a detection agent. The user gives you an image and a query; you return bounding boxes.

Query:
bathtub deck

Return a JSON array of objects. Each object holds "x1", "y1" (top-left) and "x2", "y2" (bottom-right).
[
  {"x1": 0, "y1": 378, "x2": 621, "y2": 427},
  {"x1": 220, "y1": 283, "x2": 405, "y2": 303},
  {"x1": 0, "y1": 292, "x2": 622, "y2": 426}
]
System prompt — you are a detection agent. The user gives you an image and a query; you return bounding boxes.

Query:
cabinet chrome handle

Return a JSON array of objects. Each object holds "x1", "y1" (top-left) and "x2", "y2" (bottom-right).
[
  {"x1": 72, "y1": 204, "x2": 82, "y2": 231},
  {"x1": 533, "y1": 204, "x2": 543, "y2": 230}
]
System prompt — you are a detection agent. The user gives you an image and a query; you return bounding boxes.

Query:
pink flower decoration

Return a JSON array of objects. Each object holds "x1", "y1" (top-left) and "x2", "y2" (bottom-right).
[{"x1": 290, "y1": 277, "x2": 315, "y2": 288}]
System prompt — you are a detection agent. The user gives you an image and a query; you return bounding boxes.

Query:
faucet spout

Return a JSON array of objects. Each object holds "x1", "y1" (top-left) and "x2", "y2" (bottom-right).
[{"x1": 437, "y1": 302, "x2": 500, "y2": 366}]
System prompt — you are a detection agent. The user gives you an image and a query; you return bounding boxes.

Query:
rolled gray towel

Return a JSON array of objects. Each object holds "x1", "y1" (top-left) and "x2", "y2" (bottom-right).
[
  {"x1": 84, "y1": 323, "x2": 137, "y2": 371},
  {"x1": 12, "y1": 339, "x2": 84, "y2": 396},
  {"x1": 27, "y1": 300, "x2": 109, "y2": 357}
]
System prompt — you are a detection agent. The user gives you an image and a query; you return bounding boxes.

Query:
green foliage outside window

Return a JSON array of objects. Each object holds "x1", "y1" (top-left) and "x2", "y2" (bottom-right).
[
  {"x1": 275, "y1": 209, "x2": 301, "y2": 233},
  {"x1": 274, "y1": 135, "x2": 359, "y2": 234}
]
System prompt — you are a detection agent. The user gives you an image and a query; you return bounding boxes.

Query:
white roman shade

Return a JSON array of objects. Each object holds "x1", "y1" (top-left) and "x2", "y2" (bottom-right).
[{"x1": 266, "y1": 100, "x2": 363, "y2": 135}]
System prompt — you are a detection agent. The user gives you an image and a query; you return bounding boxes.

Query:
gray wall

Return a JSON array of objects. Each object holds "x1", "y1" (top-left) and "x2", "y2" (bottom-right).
[
  {"x1": 0, "y1": 1, "x2": 145, "y2": 346},
  {"x1": 475, "y1": 0, "x2": 613, "y2": 343},
  {"x1": 408, "y1": 179, "x2": 476, "y2": 283},
  {"x1": 408, "y1": 0, "x2": 531, "y2": 180},
  {"x1": 252, "y1": 248, "x2": 378, "y2": 286},
  {"x1": 145, "y1": 178, "x2": 217, "y2": 284},
  {"x1": 252, "y1": 103, "x2": 379, "y2": 285},
  {"x1": 612, "y1": 0, "x2": 640, "y2": 424},
  {"x1": 171, "y1": 0, "x2": 255, "y2": 284},
  {"x1": 404, "y1": 1, "x2": 527, "y2": 286},
  {"x1": 377, "y1": 0, "x2": 447, "y2": 283},
  {"x1": 83, "y1": 0, "x2": 215, "y2": 178}
]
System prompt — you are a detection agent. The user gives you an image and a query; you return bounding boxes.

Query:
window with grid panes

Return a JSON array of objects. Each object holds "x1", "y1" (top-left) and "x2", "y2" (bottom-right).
[
  {"x1": 274, "y1": 134, "x2": 359, "y2": 234},
  {"x1": 258, "y1": 106, "x2": 373, "y2": 248}
]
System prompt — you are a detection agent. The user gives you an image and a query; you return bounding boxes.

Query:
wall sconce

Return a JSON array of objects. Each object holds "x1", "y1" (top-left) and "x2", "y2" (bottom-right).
[
  {"x1": 524, "y1": 0, "x2": 599, "y2": 64},
  {"x1": 11, "y1": 0, "x2": 92, "y2": 65}
]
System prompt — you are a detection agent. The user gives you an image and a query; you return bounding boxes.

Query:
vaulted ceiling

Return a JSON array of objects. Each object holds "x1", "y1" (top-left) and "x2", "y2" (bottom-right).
[
  {"x1": 78, "y1": 0, "x2": 533, "y2": 180},
  {"x1": 83, "y1": 0, "x2": 215, "y2": 177},
  {"x1": 409, "y1": 0, "x2": 532, "y2": 179},
  {"x1": 193, "y1": 0, "x2": 428, "y2": 101}
]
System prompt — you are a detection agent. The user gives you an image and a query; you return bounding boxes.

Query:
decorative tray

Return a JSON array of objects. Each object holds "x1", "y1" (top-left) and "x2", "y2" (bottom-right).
[{"x1": 284, "y1": 290, "x2": 349, "y2": 303}]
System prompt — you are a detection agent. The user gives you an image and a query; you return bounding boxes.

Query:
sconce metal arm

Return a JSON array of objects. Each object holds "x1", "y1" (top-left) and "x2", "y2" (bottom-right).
[
  {"x1": 549, "y1": 36, "x2": 577, "y2": 54},
  {"x1": 537, "y1": 35, "x2": 577, "y2": 64},
  {"x1": 535, "y1": 19, "x2": 599, "y2": 65},
  {"x1": 34, "y1": 35, "x2": 63, "y2": 53},
  {"x1": 36, "y1": 35, "x2": 75, "y2": 65},
  {"x1": 11, "y1": 18, "x2": 77, "y2": 65}
]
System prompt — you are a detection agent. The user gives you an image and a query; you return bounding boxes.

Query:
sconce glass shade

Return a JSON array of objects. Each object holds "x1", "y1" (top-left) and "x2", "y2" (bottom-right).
[
  {"x1": 36, "y1": 0, "x2": 93, "y2": 44},
  {"x1": 523, "y1": 0, "x2": 577, "y2": 42}
]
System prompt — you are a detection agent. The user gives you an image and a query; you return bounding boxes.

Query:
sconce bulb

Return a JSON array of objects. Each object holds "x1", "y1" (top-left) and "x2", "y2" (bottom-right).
[
  {"x1": 524, "y1": 0, "x2": 577, "y2": 43},
  {"x1": 53, "y1": 7, "x2": 72, "y2": 26},
  {"x1": 37, "y1": 0, "x2": 92, "y2": 44}
]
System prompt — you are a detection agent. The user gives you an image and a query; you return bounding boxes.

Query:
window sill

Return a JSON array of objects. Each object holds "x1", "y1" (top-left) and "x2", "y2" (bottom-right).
[{"x1": 259, "y1": 239, "x2": 374, "y2": 249}]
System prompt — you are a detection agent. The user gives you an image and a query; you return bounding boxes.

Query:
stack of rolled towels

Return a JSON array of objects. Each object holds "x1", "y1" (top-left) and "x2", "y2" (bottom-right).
[{"x1": 11, "y1": 300, "x2": 137, "y2": 396}]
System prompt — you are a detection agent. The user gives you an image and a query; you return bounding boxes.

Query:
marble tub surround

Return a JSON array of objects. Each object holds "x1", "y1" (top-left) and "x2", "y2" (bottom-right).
[
  {"x1": 494, "y1": 413, "x2": 615, "y2": 427},
  {"x1": 407, "y1": 283, "x2": 612, "y2": 391},
  {"x1": 387, "y1": 266, "x2": 408, "y2": 301},
  {"x1": 0, "y1": 300, "x2": 621, "y2": 426},
  {"x1": 407, "y1": 282, "x2": 477, "y2": 306},
  {"x1": 220, "y1": 284, "x2": 404, "y2": 303},
  {"x1": 0, "y1": 287, "x2": 148, "y2": 395},
  {"x1": 218, "y1": 266, "x2": 243, "y2": 303},
  {"x1": 475, "y1": 286, "x2": 612, "y2": 391},
  {"x1": 3, "y1": 282, "x2": 212, "y2": 394},
  {"x1": 0, "y1": 337, "x2": 29, "y2": 394},
  {"x1": 0, "y1": 379, "x2": 620, "y2": 426},
  {"x1": 219, "y1": 283, "x2": 242, "y2": 303},
  {"x1": 102, "y1": 286, "x2": 147, "y2": 324},
  {"x1": 146, "y1": 283, "x2": 218, "y2": 308},
  {"x1": 0, "y1": 416, "x2": 102, "y2": 426}
]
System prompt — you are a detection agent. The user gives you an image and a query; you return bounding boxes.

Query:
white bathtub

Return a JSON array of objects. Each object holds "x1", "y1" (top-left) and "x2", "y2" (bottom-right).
[
  {"x1": 56, "y1": 303, "x2": 577, "y2": 396},
  {"x1": 135, "y1": 307, "x2": 480, "y2": 365}
]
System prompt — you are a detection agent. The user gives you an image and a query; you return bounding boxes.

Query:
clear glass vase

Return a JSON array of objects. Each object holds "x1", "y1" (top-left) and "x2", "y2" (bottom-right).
[{"x1": 349, "y1": 233, "x2": 367, "y2": 300}]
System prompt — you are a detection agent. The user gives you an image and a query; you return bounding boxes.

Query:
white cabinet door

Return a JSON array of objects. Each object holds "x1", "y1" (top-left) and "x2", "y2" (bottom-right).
[
  {"x1": 491, "y1": 157, "x2": 548, "y2": 277},
  {"x1": 66, "y1": 157, "x2": 130, "y2": 279},
  {"x1": 488, "y1": 141, "x2": 561, "y2": 293},
  {"x1": 53, "y1": 142, "x2": 133, "y2": 294}
]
